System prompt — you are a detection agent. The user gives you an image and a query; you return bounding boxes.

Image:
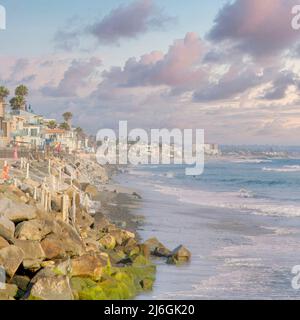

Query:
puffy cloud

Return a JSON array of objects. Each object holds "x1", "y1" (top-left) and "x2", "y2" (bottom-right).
[
  {"x1": 102, "y1": 32, "x2": 207, "y2": 90},
  {"x1": 89, "y1": 0, "x2": 174, "y2": 44},
  {"x1": 194, "y1": 65, "x2": 263, "y2": 102},
  {"x1": 41, "y1": 57, "x2": 102, "y2": 97},
  {"x1": 261, "y1": 71, "x2": 297, "y2": 100},
  {"x1": 54, "y1": 0, "x2": 175, "y2": 50},
  {"x1": 208, "y1": 0, "x2": 300, "y2": 58}
]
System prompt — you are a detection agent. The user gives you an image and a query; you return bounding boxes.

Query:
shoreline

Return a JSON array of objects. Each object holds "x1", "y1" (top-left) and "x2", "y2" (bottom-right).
[
  {"x1": 0, "y1": 154, "x2": 191, "y2": 300},
  {"x1": 116, "y1": 164, "x2": 300, "y2": 300}
]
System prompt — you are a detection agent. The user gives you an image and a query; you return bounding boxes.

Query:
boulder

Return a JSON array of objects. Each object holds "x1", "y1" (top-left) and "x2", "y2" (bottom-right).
[
  {"x1": 0, "y1": 245, "x2": 24, "y2": 278},
  {"x1": 64, "y1": 164, "x2": 76, "y2": 178},
  {"x1": 71, "y1": 253, "x2": 107, "y2": 281},
  {"x1": 144, "y1": 238, "x2": 171, "y2": 257},
  {"x1": 14, "y1": 240, "x2": 46, "y2": 271},
  {"x1": 99, "y1": 234, "x2": 116, "y2": 250},
  {"x1": 167, "y1": 245, "x2": 191, "y2": 264},
  {"x1": 29, "y1": 274, "x2": 74, "y2": 300},
  {"x1": 84, "y1": 184, "x2": 98, "y2": 199},
  {"x1": 0, "y1": 236, "x2": 9, "y2": 250},
  {"x1": 76, "y1": 210, "x2": 95, "y2": 229},
  {"x1": 84, "y1": 238, "x2": 100, "y2": 253},
  {"x1": 0, "y1": 216, "x2": 15, "y2": 241},
  {"x1": 11, "y1": 275, "x2": 31, "y2": 292},
  {"x1": 0, "y1": 292, "x2": 14, "y2": 300},
  {"x1": 41, "y1": 238, "x2": 67, "y2": 260},
  {"x1": 41, "y1": 221, "x2": 85, "y2": 259},
  {"x1": 0, "y1": 198, "x2": 37, "y2": 223},
  {"x1": 0, "y1": 283, "x2": 18, "y2": 299},
  {"x1": 15, "y1": 219, "x2": 56, "y2": 241}
]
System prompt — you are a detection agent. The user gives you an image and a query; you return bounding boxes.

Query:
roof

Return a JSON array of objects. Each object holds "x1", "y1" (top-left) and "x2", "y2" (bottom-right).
[{"x1": 45, "y1": 129, "x2": 66, "y2": 134}]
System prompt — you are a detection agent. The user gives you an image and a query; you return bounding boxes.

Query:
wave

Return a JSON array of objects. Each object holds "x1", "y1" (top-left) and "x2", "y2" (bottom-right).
[
  {"x1": 231, "y1": 159, "x2": 273, "y2": 164},
  {"x1": 263, "y1": 165, "x2": 300, "y2": 172},
  {"x1": 153, "y1": 184, "x2": 300, "y2": 218}
]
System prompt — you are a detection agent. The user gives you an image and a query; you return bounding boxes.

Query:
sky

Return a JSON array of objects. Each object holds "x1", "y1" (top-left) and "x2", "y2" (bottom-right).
[{"x1": 1, "y1": 0, "x2": 300, "y2": 145}]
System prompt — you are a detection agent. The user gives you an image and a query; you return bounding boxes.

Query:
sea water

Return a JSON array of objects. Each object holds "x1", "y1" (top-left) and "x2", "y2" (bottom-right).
[{"x1": 116, "y1": 156, "x2": 300, "y2": 299}]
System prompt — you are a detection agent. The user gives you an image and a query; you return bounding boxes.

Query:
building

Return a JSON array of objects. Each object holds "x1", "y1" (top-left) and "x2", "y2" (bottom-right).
[{"x1": 0, "y1": 104, "x2": 80, "y2": 153}]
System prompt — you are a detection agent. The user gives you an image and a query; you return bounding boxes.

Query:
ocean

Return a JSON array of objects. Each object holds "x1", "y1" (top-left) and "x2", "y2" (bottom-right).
[{"x1": 115, "y1": 156, "x2": 300, "y2": 300}]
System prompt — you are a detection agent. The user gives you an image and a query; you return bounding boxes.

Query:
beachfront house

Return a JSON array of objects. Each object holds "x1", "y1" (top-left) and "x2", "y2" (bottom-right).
[{"x1": 44, "y1": 128, "x2": 78, "y2": 153}]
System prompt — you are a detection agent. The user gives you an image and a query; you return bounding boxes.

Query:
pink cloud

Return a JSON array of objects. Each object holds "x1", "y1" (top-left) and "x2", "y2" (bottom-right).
[{"x1": 208, "y1": 0, "x2": 300, "y2": 57}]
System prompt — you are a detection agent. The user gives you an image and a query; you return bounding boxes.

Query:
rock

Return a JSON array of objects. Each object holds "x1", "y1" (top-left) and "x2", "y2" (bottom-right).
[
  {"x1": 0, "y1": 198, "x2": 37, "y2": 223},
  {"x1": 41, "y1": 261, "x2": 55, "y2": 268},
  {"x1": 64, "y1": 164, "x2": 76, "y2": 178},
  {"x1": 29, "y1": 274, "x2": 74, "y2": 300},
  {"x1": 84, "y1": 239, "x2": 100, "y2": 253},
  {"x1": 71, "y1": 253, "x2": 107, "y2": 281},
  {"x1": 0, "y1": 245, "x2": 24, "y2": 278},
  {"x1": 11, "y1": 275, "x2": 31, "y2": 291},
  {"x1": 41, "y1": 221, "x2": 85, "y2": 259},
  {"x1": 0, "y1": 283, "x2": 18, "y2": 298},
  {"x1": 41, "y1": 238, "x2": 67, "y2": 260},
  {"x1": 144, "y1": 237, "x2": 171, "y2": 257},
  {"x1": 167, "y1": 245, "x2": 191, "y2": 264},
  {"x1": 0, "y1": 236, "x2": 9, "y2": 250},
  {"x1": 140, "y1": 278, "x2": 154, "y2": 291},
  {"x1": 0, "y1": 216, "x2": 15, "y2": 241},
  {"x1": 15, "y1": 219, "x2": 55, "y2": 241},
  {"x1": 0, "y1": 292, "x2": 14, "y2": 300},
  {"x1": 99, "y1": 234, "x2": 116, "y2": 250},
  {"x1": 53, "y1": 259, "x2": 72, "y2": 276},
  {"x1": 85, "y1": 185, "x2": 98, "y2": 199},
  {"x1": 76, "y1": 210, "x2": 95, "y2": 229},
  {"x1": 14, "y1": 240, "x2": 46, "y2": 271}
]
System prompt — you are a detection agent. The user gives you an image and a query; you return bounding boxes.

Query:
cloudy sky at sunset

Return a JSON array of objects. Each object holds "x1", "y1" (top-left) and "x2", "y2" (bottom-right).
[{"x1": 1, "y1": 0, "x2": 300, "y2": 144}]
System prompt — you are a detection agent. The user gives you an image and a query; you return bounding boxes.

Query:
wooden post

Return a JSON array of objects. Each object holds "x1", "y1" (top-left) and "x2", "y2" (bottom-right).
[
  {"x1": 26, "y1": 162, "x2": 30, "y2": 179},
  {"x1": 52, "y1": 175, "x2": 56, "y2": 191},
  {"x1": 72, "y1": 191, "x2": 76, "y2": 225},
  {"x1": 57, "y1": 167, "x2": 62, "y2": 191},
  {"x1": 47, "y1": 192, "x2": 52, "y2": 212},
  {"x1": 83, "y1": 193, "x2": 90, "y2": 212},
  {"x1": 41, "y1": 187, "x2": 45, "y2": 206},
  {"x1": 48, "y1": 159, "x2": 51, "y2": 176},
  {"x1": 62, "y1": 194, "x2": 69, "y2": 224}
]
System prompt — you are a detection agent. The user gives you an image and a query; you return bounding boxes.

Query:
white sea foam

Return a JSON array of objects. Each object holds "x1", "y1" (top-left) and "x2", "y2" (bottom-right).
[
  {"x1": 232, "y1": 159, "x2": 272, "y2": 164},
  {"x1": 153, "y1": 184, "x2": 300, "y2": 218},
  {"x1": 263, "y1": 165, "x2": 300, "y2": 172}
]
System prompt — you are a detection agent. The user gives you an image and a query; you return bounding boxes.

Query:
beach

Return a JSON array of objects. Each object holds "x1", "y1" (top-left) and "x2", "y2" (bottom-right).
[{"x1": 114, "y1": 158, "x2": 300, "y2": 300}]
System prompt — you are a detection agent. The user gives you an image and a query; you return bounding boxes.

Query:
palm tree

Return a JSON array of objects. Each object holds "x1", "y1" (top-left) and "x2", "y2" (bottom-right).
[
  {"x1": 0, "y1": 86, "x2": 9, "y2": 102},
  {"x1": 75, "y1": 127, "x2": 85, "y2": 138},
  {"x1": 59, "y1": 122, "x2": 70, "y2": 131},
  {"x1": 47, "y1": 120, "x2": 57, "y2": 129},
  {"x1": 62, "y1": 112, "x2": 73, "y2": 127},
  {"x1": 15, "y1": 85, "x2": 28, "y2": 98},
  {"x1": 10, "y1": 96, "x2": 26, "y2": 111}
]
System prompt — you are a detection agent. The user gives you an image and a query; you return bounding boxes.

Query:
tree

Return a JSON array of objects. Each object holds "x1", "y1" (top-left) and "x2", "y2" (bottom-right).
[
  {"x1": 10, "y1": 85, "x2": 29, "y2": 111},
  {"x1": 62, "y1": 112, "x2": 73, "y2": 127},
  {"x1": 15, "y1": 85, "x2": 28, "y2": 98},
  {"x1": 10, "y1": 96, "x2": 25, "y2": 111},
  {"x1": 75, "y1": 127, "x2": 85, "y2": 139},
  {"x1": 0, "y1": 86, "x2": 9, "y2": 102},
  {"x1": 59, "y1": 122, "x2": 70, "y2": 131},
  {"x1": 47, "y1": 120, "x2": 57, "y2": 129}
]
